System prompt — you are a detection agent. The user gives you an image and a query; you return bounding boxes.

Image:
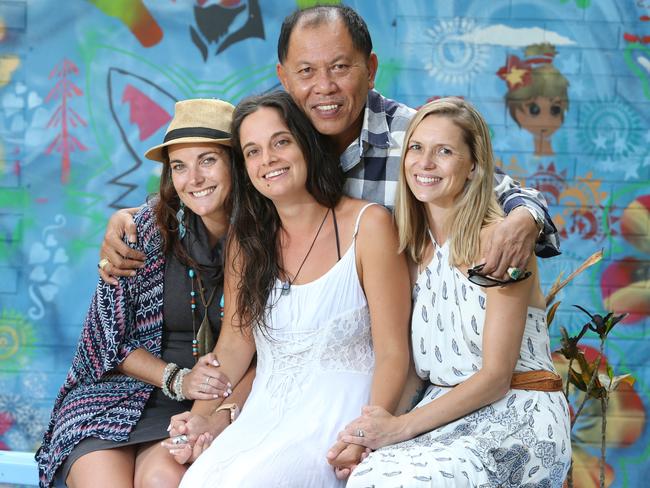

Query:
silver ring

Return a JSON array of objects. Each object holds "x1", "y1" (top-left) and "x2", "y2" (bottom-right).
[
  {"x1": 356, "y1": 429, "x2": 365, "y2": 438},
  {"x1": 171, "y1": 434, "x2": 188, "y2": 445},
  {"x1": 507, "y1": 267, "x2": 523, "y2": 280},
  {"x1": 206, "y1": 376, "x2": 212, "y2": 386}
]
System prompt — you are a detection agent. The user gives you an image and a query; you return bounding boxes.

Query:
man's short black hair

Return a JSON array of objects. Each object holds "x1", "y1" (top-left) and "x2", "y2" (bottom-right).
[{"x1": 277, "y1": 4, "x2": 373, "y2": 63}]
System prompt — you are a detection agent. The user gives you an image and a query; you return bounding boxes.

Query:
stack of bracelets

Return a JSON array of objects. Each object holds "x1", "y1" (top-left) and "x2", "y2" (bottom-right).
[{"x1": 162, "y1": 362, "x2": 192, "y2": 401}]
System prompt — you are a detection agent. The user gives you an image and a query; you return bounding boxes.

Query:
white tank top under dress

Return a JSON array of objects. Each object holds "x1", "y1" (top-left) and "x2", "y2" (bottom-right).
[
  {"x1": 348, "y1": 233, "x2": 571, "y2": 488},
  {"x1": 180, "y1": 204, "x2": 378, "y2": 488}
]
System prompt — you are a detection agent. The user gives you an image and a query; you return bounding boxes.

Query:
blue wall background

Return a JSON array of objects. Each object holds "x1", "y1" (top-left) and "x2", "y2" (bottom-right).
[{"x1": 0, "y1": 1, "x2": 649, "y2": 486}]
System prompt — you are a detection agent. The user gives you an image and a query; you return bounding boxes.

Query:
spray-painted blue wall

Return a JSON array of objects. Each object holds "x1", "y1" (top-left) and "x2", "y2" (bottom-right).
[{"x1": 0, "y1": 1, "x2": 648, "y2": 486}]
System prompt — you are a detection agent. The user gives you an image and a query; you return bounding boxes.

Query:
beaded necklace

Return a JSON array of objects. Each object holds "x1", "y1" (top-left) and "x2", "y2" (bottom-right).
[{"x1": 189, "y1": 268, "x2": 218, "y2": 358}]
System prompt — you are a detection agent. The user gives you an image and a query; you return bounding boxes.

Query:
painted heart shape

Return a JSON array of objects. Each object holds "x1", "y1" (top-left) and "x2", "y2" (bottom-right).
[
  {"x1": 27, "y1": 91, "x2": 42, "y2": 109},
  {"x1": 53, "y1": 248, "x2": 68, "y2": 264},
  {"x1": 39, "y1": 284, "x2": 58, "y2": 302},
  {"x1": 50, "y1": 266, "x2": 69, "y2": 286},
  {"x1": 29, "y1": 243, "x2": 50, "y2": 264},
  {"x1": 29, "y1": 265, "x2": 48, "y2": 283}
]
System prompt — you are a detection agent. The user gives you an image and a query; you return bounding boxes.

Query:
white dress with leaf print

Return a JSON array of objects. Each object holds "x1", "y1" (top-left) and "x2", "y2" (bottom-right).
[{"x1": 347, "y1": 236, "x2": 571, "y2": 488}]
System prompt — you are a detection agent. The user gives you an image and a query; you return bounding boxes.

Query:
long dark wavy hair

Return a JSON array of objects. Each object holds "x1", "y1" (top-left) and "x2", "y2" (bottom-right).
[
  {"x1": 230, "y1": 91, "x2": 344, "y2": 334},
  {"x1": 152, "y1": 144, "x2": 233, "y2": 270}
]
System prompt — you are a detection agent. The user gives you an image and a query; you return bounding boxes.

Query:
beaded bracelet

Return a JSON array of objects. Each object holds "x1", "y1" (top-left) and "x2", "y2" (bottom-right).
[
  {"x1": 162, "y1": 363, "x2": 180, "y2": 400},
  {"x1": 172, "y1": 368, "x2": 192, "y2": 401}
]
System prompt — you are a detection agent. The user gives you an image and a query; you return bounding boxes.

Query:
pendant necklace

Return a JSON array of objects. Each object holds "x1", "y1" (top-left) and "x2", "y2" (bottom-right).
[
  {"x1": 280, "y1": 208, "x2": 330, "y2": 296},
  {"x1": 189, "y1": 268, "x2": 217, "y2": 358}
]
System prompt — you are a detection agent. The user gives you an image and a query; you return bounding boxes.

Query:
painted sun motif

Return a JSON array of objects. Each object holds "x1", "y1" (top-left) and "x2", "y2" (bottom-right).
[
  {"x1": 425, "y1": 18, "x2": 489, "y2": 85},
  {"x1": 578, "y1": 97, "x2": 642, "y2": 159},
  {"x1": 0, "y1": 309, "x2": 36, "y2": 371}
]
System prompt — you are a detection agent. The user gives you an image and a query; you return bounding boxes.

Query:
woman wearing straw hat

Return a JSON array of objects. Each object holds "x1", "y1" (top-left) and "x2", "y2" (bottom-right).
[{"x1": 36, "y1": 99, "x2": 253, "y2": 488}]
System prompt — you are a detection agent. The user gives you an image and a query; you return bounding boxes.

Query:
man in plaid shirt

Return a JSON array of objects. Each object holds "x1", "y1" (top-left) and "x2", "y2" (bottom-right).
[{"x1": 101, "y1": 5, "x2": 559, "y2": 281}]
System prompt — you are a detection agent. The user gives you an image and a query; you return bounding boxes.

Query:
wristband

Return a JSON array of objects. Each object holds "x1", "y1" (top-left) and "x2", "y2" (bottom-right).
[
  {"x1": 162, "y1": 363, "x2": 180, "y2": 400},
  {"x1": 214, "y1": 403, "x2": 240, "y2": 423},
  {"x1": 172, "y1": 368, "x2": 192, "y2": 401}
]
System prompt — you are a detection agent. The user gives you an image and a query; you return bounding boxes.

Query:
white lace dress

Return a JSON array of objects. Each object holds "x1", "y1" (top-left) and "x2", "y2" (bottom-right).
[
  {"x1": 180, "y1": 205, "x2": 377, "y2": 488},
  {"x1": 347, "y1": 236, "x2": 571, "y2": 488}
]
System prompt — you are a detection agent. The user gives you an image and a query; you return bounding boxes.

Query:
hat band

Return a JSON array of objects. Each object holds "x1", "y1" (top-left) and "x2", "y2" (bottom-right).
[{"x1": 164, "y1": 127, "x2": 230, "y2": 143}]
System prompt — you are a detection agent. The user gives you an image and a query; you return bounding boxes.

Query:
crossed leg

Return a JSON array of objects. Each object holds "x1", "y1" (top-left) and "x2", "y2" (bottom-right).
[
  {"x1": 66, "y1": 446, "x2": 137, "y2": 488},
  {"x1": 66, "y1": 441, "x2": 187, "y2": 488}
]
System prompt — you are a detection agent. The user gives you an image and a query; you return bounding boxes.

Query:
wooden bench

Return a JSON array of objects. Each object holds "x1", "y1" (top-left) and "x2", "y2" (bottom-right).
[{"x1": 0, "y1": 450, "x2": 39, "y2": 486}]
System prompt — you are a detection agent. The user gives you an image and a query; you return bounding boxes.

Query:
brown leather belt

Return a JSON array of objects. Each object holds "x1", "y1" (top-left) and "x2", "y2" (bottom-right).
[{"x1": 510, "y1": 370, "x2": 563, "y2": 392}]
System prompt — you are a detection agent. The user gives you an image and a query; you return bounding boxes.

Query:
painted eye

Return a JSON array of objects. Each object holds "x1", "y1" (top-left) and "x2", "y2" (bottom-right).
[
  {"x1": 528, "y1": 103, "x2": 541, "y2": 116},
  {"x1": 550, "y1": 104, "x2": 563, "y2": 117}
]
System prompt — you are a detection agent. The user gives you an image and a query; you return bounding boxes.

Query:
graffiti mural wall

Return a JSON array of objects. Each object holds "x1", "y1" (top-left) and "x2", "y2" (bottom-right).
[{"x1": 0, "y1": 0, "x2": 648, "y2": 486}]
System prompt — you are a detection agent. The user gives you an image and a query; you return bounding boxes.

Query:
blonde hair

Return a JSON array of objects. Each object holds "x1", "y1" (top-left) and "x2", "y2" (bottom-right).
[{"x1": 395, "y1": 97, "x2": 503, "y2": 267}]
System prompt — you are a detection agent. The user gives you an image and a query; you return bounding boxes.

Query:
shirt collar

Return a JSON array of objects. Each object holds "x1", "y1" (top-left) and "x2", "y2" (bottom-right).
[
  {"x1": 361, "y1": 89, "x2": 391, "y2": 149},
  {"x1": 339, "y1": 90, "x2": 391, "y2": 172}
]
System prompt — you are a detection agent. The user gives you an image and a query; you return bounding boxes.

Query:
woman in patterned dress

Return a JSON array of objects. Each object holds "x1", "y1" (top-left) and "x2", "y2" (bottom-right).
[
  {"x1": 338, "y1": 97, "x2": 571, "y2": 487},
  {"x1": 35, "y1": 99, "x2": 252, "y2": 488}
]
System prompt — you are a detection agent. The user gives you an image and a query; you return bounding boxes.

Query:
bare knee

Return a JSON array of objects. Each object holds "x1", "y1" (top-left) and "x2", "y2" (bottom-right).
[
  {"x1": 138, "y1": 462, "x2": 186, "y2": 488},
  {"x1": 67, "y1": 447, "x2": 136, "y2": 488},
  {"x1": 135, "y1": 444, "x2": 187, "y2": 488}
]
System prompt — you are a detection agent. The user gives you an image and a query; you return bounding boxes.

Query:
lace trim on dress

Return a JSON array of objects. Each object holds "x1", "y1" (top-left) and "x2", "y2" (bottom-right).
[{"x1": 320, "y1": 306, "x2": 373, "y2": 374}]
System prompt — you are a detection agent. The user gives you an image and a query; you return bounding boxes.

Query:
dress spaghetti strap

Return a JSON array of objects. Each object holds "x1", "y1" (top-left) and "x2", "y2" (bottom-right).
[{"x1": 352, "y1": 203, "x2": 379, "y2": 239}]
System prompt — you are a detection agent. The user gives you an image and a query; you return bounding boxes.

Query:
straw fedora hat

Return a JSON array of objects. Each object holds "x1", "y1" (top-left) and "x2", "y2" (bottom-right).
[{"x1": 144, "y1": 98, "x2": 235, "y2": 162}]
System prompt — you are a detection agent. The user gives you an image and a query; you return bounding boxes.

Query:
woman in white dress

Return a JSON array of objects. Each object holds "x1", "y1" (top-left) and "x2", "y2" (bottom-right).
[
  {"x1": 172, "y1": 91, "x2": 411, "y2": 487},
  {"x1": 337, "y1": 98, "x2": 571, "y2": 487}
]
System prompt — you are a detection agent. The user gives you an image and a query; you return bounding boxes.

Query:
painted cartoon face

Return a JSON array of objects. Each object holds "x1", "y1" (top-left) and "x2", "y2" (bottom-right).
[
  {"x1": 404, "y1": 115, "x2": 475, "y2": 211},
  {"x1": 514, "y1": 96, "x2": 565, "y2": 138},
  {"x1": 169, "y1": 142, "x2": 232, "y2": 222},
  {"x1": 277, "y1": 17, "x2": 378, "y2": 153},
  {"x1": 238, "y1": 107, "x2": 309, "y2": 202}
]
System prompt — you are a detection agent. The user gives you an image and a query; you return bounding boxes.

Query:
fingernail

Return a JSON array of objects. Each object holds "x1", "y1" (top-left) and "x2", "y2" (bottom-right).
[
  {"x1": 129, "y1": 271, "x2": 136, "y2": 277},
  {"x1": 213, "y1": 394, "x2": 220, "y2": 399},
  {"x1": 227, "y1": 382, "x2": 231, "y2": 388},
  {"x1": 166, "y1": 423, "x2": 171, "y2": 431},
  {"x1": 212, "y1": 360, "x2": 219, "y2": 366},
  {"x1": 223, "y1": 391, "x2": 230, "y2": 397}
]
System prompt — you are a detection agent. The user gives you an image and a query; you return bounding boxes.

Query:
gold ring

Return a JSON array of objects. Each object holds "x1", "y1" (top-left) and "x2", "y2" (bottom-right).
[{"x1": 98, "y1": 258, "x2": 110, "y2": 271}]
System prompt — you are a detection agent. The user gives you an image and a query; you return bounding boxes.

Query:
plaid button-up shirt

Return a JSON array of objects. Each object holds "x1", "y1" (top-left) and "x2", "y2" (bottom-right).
[{"x1": 340, "y1": 90, "x2": 560, "y2": 257}]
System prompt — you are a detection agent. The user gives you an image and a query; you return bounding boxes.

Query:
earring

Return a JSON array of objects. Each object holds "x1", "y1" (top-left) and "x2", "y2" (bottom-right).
[{"x1": 176, "y1": 202, "x2": 186, "y2": 239}]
